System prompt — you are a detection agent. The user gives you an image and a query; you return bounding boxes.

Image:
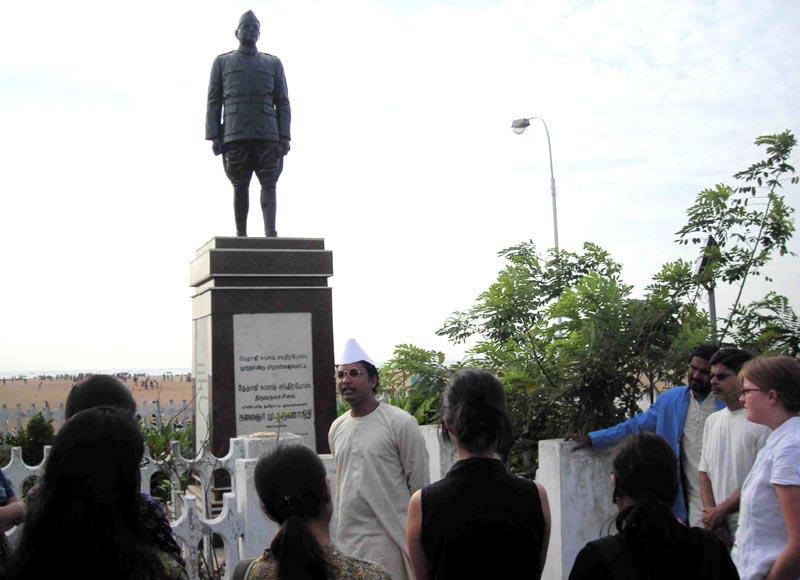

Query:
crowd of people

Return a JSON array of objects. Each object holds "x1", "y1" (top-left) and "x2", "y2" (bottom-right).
[
  {"x1": 568, "y1": 346, "x2": 800, "y2": 580},
  {"x1": 0, "y1": 341, "x2": 797, "y2": 579}
]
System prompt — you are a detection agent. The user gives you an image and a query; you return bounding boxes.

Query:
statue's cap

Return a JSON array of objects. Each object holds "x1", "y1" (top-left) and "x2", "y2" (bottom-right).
[
  {"x1": 338, "y1": 338, "x2": 375, "y2": 366},
  {"x1": 238, "y1": 10, "x2": 259, "y2": 26}
]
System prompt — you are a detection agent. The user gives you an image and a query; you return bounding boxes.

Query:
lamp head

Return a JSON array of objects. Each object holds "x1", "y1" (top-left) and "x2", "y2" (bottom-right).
[{"x1": 511, "y1": 118, "x2": 530, "y2": 135}]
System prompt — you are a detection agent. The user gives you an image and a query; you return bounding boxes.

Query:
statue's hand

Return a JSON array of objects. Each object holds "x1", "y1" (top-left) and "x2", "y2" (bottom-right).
[
  {"x1": 280, "y1": 140, "x2": 291, "y2": 156},
  {"x1": 212, "y1": 139, "x2": 224, "y2": 156}
]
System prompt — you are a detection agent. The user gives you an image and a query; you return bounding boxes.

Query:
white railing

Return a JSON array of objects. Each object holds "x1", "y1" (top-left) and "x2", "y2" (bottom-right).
[
  {"x1": 1, "y1": 432, "x2": 618, "y2": 580},
  {"x1": 1, "y1": 426, "x2": 456, "y2": 580},
  {"x1": 0, "y1": 399, "x2": 192, "y2": 433}
]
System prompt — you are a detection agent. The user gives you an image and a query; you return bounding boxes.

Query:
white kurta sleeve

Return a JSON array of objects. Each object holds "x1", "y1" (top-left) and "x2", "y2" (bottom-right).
[{"x1": 396, "y1": 414, "x2": 430, "y2": 494}]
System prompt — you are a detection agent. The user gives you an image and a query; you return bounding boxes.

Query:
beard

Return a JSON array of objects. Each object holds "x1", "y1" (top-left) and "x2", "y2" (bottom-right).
[{"x1": 688, "y1": 376, "x2": 710, "y2": 393}]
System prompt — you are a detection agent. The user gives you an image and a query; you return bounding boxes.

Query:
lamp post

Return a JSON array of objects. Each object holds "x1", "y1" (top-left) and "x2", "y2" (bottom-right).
[{"x1": 511, "y1": 117, "x2": 559, "y2": 255}]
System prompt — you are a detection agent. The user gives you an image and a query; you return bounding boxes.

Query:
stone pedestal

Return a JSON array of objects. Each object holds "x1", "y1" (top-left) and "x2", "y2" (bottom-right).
[{"x1": 190, "y1": 237, "x2": 335, "y2": 456}]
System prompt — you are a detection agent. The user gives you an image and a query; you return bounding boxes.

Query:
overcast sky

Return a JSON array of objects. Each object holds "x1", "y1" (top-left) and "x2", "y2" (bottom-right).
[{"x1": 1, "y1": 0, "x2": 798, "y2": 373}]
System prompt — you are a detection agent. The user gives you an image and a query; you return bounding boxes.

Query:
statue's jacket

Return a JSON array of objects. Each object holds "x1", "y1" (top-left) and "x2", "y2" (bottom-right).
[{"x1": 206, "y1": 49, "x2": 291, "y2": 144}]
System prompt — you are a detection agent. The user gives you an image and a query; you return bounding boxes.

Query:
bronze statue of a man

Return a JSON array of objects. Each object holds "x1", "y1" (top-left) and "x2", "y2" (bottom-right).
[{"x1": 206, "y1": 10, "x2": 291, "y2": 237}]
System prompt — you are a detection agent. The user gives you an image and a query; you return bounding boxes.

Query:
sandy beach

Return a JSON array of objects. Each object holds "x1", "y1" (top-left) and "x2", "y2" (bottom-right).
[{"x1": 0, "y1": 374, "x2": 194, "y2": 428}]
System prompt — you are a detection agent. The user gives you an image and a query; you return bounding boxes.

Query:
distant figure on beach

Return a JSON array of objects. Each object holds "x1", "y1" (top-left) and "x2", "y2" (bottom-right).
[{"x1": 206, "y1": 10, "x2": 291, "y2": 238}]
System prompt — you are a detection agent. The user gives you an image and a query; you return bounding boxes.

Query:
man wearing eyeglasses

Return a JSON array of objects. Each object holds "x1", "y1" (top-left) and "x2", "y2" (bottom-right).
[
  {"x1": 329, "y1": 339, "x2": 429, "y2": 580},
  {"x1": 568, "y1": 344, "x2": 724, "y2": 526},
  {"x1": 699, "y1": 348, "x2": 770, "y2": 547}
]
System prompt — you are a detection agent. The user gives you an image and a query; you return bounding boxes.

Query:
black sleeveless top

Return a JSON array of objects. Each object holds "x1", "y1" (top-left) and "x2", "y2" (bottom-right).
[{"x1": 421, "y1": 457, "x2": 545, "y2": 579}]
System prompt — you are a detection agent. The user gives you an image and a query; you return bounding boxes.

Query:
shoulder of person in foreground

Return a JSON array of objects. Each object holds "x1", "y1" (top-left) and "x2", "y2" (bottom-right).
[
  {"x1": 245, "y1": 546, "x2": 391, "y2": 580},
  {"x1": 327, "y1": 544, "x2": 393, "y2": 579},
  {"x1": 568, "y1": 537, "x2": 619, "y2": 580},
  {"x1": 158, "y1": 550, "x2": 189, "y2": 580},
  {"x1": 140, "y1": 493, "x2": 186, "y2": 568},
  {"x1": 684, "y1": 527, "x2": 739, "y2": 578}
]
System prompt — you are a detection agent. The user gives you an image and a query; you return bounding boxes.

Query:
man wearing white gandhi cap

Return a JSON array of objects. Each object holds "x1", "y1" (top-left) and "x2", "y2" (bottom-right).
[{"x1": 328, "y1": 338, "x2": 429, "y2": 580}]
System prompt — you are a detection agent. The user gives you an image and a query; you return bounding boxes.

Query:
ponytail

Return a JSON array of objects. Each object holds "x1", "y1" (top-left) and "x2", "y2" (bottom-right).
[
  {"x1": 271, "y1": 515, "x2": 327, "y2": 580},
  {"x1": 611, "y1": 434, "x2": 687, "y2": 561},
  {"x1": 616, "y1": 499, "x2": 685, "y2": 552},
  {"x1": 254, "y1": 444, "x2": 331, "y2": 580}
]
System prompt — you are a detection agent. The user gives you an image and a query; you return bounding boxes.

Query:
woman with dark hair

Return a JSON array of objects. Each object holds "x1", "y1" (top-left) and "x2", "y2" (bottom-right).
[
  {"x1": 25, "y1": 374, "x2": 185, "y2": 570},
  {"x1": 10, "y1": 407, "x2": 186, "y2": 579},
  {"x1": 569, "y1": 432, "x2": 738, "y2": 579},
  {"x1": 238, "y1": 443, "x2": 390, "y2": 579},
  {"x1": 732, "y1": 356, "x2": 800, "y2": 580},
  {"x1": 406, "y1": 368, "x2": 551, "y2": 579}
]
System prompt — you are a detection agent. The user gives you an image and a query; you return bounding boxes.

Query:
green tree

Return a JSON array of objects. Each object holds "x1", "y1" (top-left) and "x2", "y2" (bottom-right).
[
  {"x1": 730, "y1": 292, "x2": 800, "y2": 356},
  {"x1": 430, "y1": 242, "x2": 697, "y2": 474},
  {"x1": 384, "y1": 131, "x2": 797, "y2": 477},
  {"x1": 676, "y1": 131, "x2": 797, "y2": 343},
  {"x1": 3, "y1": 413, "x2": 55, "y2": 466},
  {"x1": 379, "y1": 344, "x2": 458, "y2": 425}
]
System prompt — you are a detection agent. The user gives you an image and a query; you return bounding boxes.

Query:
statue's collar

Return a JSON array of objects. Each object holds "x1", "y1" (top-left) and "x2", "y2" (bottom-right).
[{"x1": 237, "y1": 46, "x2": 258, "y2": 56}]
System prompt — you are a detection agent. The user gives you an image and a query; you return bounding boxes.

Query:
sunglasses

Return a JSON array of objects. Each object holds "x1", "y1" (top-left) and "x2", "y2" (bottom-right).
[
  {"x1": 711, "y1": 372, "x2": 733, "y2": 381},
  {"x1": 335, "y1": 368, "x2": 366, "y2": 380}
]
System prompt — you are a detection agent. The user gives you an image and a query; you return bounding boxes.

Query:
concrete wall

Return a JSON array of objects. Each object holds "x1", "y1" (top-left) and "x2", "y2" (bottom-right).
[{"x1": 536, "y1": 439, "x2": 617, "y2": 580}]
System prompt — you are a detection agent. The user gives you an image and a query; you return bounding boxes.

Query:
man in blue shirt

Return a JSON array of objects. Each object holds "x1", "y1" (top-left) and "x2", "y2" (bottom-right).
[{"x1": 569, "y1": 344, "x2": 722, "y2": 524}]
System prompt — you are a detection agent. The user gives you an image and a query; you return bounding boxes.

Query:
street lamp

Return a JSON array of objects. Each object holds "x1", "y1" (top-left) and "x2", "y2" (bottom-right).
[{"x1": 511, "y1": 116, "x2": 559, "y2": 255}]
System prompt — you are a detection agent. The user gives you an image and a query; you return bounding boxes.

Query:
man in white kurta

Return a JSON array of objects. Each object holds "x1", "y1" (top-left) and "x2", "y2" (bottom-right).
[{"x1": 329, "y1": 339, "x2": 429, "y2": 580}]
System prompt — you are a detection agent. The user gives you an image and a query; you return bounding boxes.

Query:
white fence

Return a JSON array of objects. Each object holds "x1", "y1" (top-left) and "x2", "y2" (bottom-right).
[
  {"x1": 2, "y1": 432, "x2": 609, "y2": 580},
  {"x1": 0, "y1": 399, "x2": 192, "y2": 433},
  {"x1": 1, "y1": 426, "x2": 456, "y2": 580}
]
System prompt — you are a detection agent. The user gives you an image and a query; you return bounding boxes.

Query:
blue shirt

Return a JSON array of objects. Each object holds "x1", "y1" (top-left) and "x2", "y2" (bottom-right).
[
  {"x1": 589, "y1": 385, "x2": 724, "y2": 522},
  {"x1": 0, "y1": 470, "x2": 15, "y2": 506}
]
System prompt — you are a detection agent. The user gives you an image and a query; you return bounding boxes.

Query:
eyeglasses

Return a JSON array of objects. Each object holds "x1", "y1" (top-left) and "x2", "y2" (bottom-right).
[
  {"x1": 335, "y1": 368, "x2": 366, "y2": 380},
  {"x1": 711, "y1": 372, "x2": 733, "y2": 381},
  {"x1": 737, "y1": 387, "x2": 762, "y2": 398}
]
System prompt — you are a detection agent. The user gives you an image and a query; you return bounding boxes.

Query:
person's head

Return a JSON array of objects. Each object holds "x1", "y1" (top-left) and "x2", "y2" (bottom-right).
[
  {"x1": 254, "y1": 443, "x2": 330, "y2": 580},
  {"x1": 441, "y1": 369, "x2": 513, "y2": 457},
  {"x1": 336, "y1": 339, "x2": 380, "y2": 412},
  {"x1": 13, "y1": 407, "x2": 163, "y2": 578},
  {"x1": 44, "y1": 406, "x2": 143, "y2": 508},
  {"x1": 687, "y1": 344, "x2": 715, "y2": 396},
  {"x1": 709, "y1": 348, "x2": 753, "y2": 404},
  {"x1": 612, "y1": 433, "x2": 677, "y2": 509},
  {"x1": 235, "y1": 10, "x2": 260, "y2": 46},
  {"x1": 611, "y1": 433, "x2": 685, "y2": 547},
  {"x1": 738, "y1": 356, "x2": 800, "y2": 426},
  {"x1": 65, "y1": 374, "x2": 136, "y2": 419},
  {"x1": 336, "y1": 359, "x2": 379, "y2": 397}
]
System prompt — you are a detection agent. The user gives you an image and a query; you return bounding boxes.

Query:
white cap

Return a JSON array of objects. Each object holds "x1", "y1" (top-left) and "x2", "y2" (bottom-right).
[{"x1": 338, "y1": 338, "x2": 375, "y2": 366}]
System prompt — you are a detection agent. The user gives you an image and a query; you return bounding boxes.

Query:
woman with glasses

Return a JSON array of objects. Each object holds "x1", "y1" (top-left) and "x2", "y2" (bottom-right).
[
  {"x1": 732, "y1": 356, "x2": 800, "y2": 580},
  {"x1": 569, "y1": 432, "x2": 737, "y2": 579},
  {"x1": 406, "y1": 368, "x2": 551, "y2": 579}
]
